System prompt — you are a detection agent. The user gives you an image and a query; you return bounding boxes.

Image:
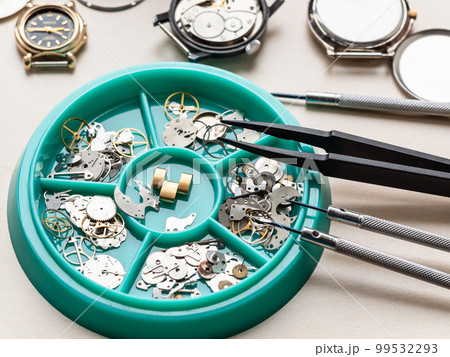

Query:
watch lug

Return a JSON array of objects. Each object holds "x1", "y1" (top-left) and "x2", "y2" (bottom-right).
[
  {"x1": 188, "y1": 52, "x2": 210, "y2": 62},
  {"x1": 153, "y1": 12, "x2": 170, "y2": 25},
  {"x1": 23, "y1": 53, "x2": 32, "y2": 70},
  {"x1": 268, "y1": 0, "x2": 284, "y2": 17},
  {"x1": 67, "y1": 1, "x2": 76, "y2": 9},
  {"x1": 326, "y1": 48, "x2": 337, "y2": 57},
  {"x1": 67, "y1": 53, "x2": 76, "y2": 69},
  {"x1": 25, "y1": 2, "x2": 34, "y2": 9}
]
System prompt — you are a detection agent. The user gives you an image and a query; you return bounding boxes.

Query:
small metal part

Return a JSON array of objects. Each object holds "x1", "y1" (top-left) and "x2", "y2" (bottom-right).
[
  {"x1": 86, "y1": 196, "x2": 117, "y2": 221},
  {"x1": 141, "y1": 268, "x2": 166, "y2": 285},
  {"x1": 136, "y1": 280, "x2": 151, "y2": 291},
  {"x1": 114, "y1": 181, "x2": 159, "y2": 219},
  {"x1": 163, "y1": 118, "x2": 198, "y2": 147},
  {"x1": 160, "y1": 181, "x2": 179, "y2": 203},
  {"x1": 55, "y1": 153, "x2": 82, "y2": 172},
  {"x1": 77, "y1": 151, "x2": 107, "y2": 180},
  {"x1": 226, "y1": 163, "x2": 257, "y2": 194},
  {"x1": 244, "y1": 177, "x2": 267, "y2": 193},
  {"x1": 206, "y1": 273, "x2": 240, "y2": 293},
  {"x1": 220, "y1": 156, "x2": 301, "y2": 250},
  {"x1": 47, "y1": 170, "x2": 93, "y2": 181},
  {"x1": 201, "y1": 124, "x2": 238, "y2": 159},
  {"x1": 152, "y1": 167, "x2": 167, "y2": 189},
  {"x1": 208, "y1": 251, "x2": 227, "y2": 273},
  {"x1": 255, "y1": 158, "x2": 283, "y2": 181},
  {"x1": 197, "y1": 238, "x2": 225, "y2": 249},
  {"x1": 138, "y1": 240, "x2": 253, "y2": 298},
  {"x1": 44, "y1": 190, "x2": 72, "y2": 210},
  {"x1": 113, "y1": 128, "x2": 149, "y2": 158},
  {"x1": 232, "y1": 264, "x2": 248, "y2": 279},
  {"x1": 198, "y1": 260, "x2": 216, "y2": 280},
  {"x1": 153, "y1": 285, "x2": 201, "y2": 299},
  {"x1": 63, "y1": 236, "x2": 96, "y2": 266},
  {"x1": 193, "y1": 112, "x2": 225, "y2": 140},
  {"x1": 223, "y1": 110, "x2": 260, "y2": 143},
  {"x1": 228, "y1": 197, "x2": 261, "y2": 221},
  {"x1": 156, "y1": 278, "x2": 177, "y2": 290},
  {"x1": 218, "y1": 202, "x2": 233, "y2": 230},
  {"x1": 164, "y1": 92, "x2": 200, "y2": 121},
  {"x1": 52, "y1": 150, "x2": 107, "y2": 182},
  {"x1": 81, "y1": 215, "x2": 119, "y2": 239},
  {"x1": 145, "y1": 251, "x2": 174, "y2": 270},
  {"x1": 81, "y1": 255, "x2": 125, "y2": 289},
  {"x1": 165, "y1": 213, "x2": 197, "y2": 232},
  {"x1": 41, "y1": 209, "x2": 74, "y2": 239},
  {"x1": 92, "y1": 227, "x2": 127, "y2": 250},
  {"x1": 168, "y1": 262, "x2": 188, "y2": 281},
  {"x1": 218, "y1": 280, "x2": 233, "y2": 290},
  {"x1": 225, "y1": 251, "x2": 244, "y2": 265},
  {"x1": 178, "y1": 172, "x2": 193, "y2": 195},
  {"x1": 268, "y1": 186, "x2": 300, "y2": 224},
  {"x1": 60, "y1": 118, "x2": 92, "y2": 152},
  {"x1": 64, "y1": 196, "x2": 92, "y2": 227}
]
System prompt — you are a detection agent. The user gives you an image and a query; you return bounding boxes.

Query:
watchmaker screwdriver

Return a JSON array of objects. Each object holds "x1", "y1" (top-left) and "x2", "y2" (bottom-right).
[
  {"x1": 289, "y1": 200, "x2": 450, "y2": 253},
  {"x1": 272, "y1": 91, "x2": 450, "y2": 117},
  {"x1": 255, "y1": 219, "x2": 450, "y2": 290}
]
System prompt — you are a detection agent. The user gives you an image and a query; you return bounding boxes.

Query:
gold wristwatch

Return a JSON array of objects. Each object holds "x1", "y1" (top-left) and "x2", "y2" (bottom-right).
[{"x1": 15, "y1": 1, "x2": 87, "y2": 70}]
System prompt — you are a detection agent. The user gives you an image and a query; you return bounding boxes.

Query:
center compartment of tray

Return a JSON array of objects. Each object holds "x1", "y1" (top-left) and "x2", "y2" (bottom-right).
[{"x1": 116, "y1": 146, "x2": 222, "y2": 242}]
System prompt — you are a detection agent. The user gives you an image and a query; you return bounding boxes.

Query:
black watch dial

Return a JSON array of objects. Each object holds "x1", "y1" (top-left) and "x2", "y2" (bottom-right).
[{"x1": 24, "y1": 8, "x2": 75, "y2": 50}]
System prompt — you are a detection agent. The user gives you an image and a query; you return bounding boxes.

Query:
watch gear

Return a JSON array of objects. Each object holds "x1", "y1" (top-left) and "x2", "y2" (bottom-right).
[{"x1": 86, "y1": 196, "x2": 117, "y2": 221}]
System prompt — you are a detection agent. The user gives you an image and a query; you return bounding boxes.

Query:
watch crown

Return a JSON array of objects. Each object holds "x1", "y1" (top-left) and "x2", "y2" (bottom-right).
[{"x1": 245, "y1": 40, "x2": 261, "y2": 56}]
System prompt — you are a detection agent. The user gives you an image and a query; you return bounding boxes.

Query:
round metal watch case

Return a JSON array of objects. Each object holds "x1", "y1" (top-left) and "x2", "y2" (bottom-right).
[
  {"x1": 14, "y1": 2, "x2": 87, "y2": 69},
  {"x1": 153, "y1": 0, "x2": 284, "y2": 62},
  {"x1": 308, "y1": 0, "x2": 415, "y2": 57}
]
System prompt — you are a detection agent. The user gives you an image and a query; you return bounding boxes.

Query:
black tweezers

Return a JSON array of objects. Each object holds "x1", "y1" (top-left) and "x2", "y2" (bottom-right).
[{"x1": 219, "y1": 120, "x2": 450, "y2": 198}]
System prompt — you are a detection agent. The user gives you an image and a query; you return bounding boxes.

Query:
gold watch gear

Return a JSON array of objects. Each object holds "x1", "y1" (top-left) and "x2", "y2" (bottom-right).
[{"x1": 15, "y1": 1, "x2": 87, "y2": 70}]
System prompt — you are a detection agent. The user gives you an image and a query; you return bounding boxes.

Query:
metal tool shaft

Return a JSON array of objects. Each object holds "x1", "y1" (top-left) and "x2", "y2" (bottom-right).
[
  {"x1": 326, "y1": 206, "x2": 450, "y2": 252},
  {"x1": 301, "y1": 228, "x2": 450, "y2": 290},
  {"x1": 308, "y1": 92, "x2": 450, "y2": 117},
  {"x1": 272, "y1": 91, "x2": 450, "y2": 117}
]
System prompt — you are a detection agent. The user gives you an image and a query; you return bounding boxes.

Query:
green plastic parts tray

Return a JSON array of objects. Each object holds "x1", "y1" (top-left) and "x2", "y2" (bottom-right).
[{"x1": 7, "y1": 62, "x2": 331, "y2": 338}]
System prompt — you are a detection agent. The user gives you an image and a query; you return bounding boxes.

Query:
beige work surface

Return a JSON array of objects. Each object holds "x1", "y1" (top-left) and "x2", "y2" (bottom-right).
[{"x1": 1, "y1": 0, "x2": 450, "y2": 339}]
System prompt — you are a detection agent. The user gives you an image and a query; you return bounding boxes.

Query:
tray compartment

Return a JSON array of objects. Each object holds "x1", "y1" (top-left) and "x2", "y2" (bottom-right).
[{"x1": 116, "y1": 147, "x2": 223, "y2": 246}]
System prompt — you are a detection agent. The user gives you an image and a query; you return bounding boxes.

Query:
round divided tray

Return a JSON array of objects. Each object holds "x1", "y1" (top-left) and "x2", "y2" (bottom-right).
[{"x1": 7, "y1": 63, "x2": 331, "y2": 338}]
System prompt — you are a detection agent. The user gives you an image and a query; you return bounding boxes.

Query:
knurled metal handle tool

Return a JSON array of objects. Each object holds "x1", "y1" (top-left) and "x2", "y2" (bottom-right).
[
  {"x1": 255, "y1": 218, "x2": 450, "y2": 290},
  {"x1": 272, "y1": 92, "x2": 450, "y2": 117},
  {"x1": 290, "y1": 201, "x2": 450, "y2": 253},
  {"x1": 219, "y1": 120, "x2": 450, "y2": 197}
]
